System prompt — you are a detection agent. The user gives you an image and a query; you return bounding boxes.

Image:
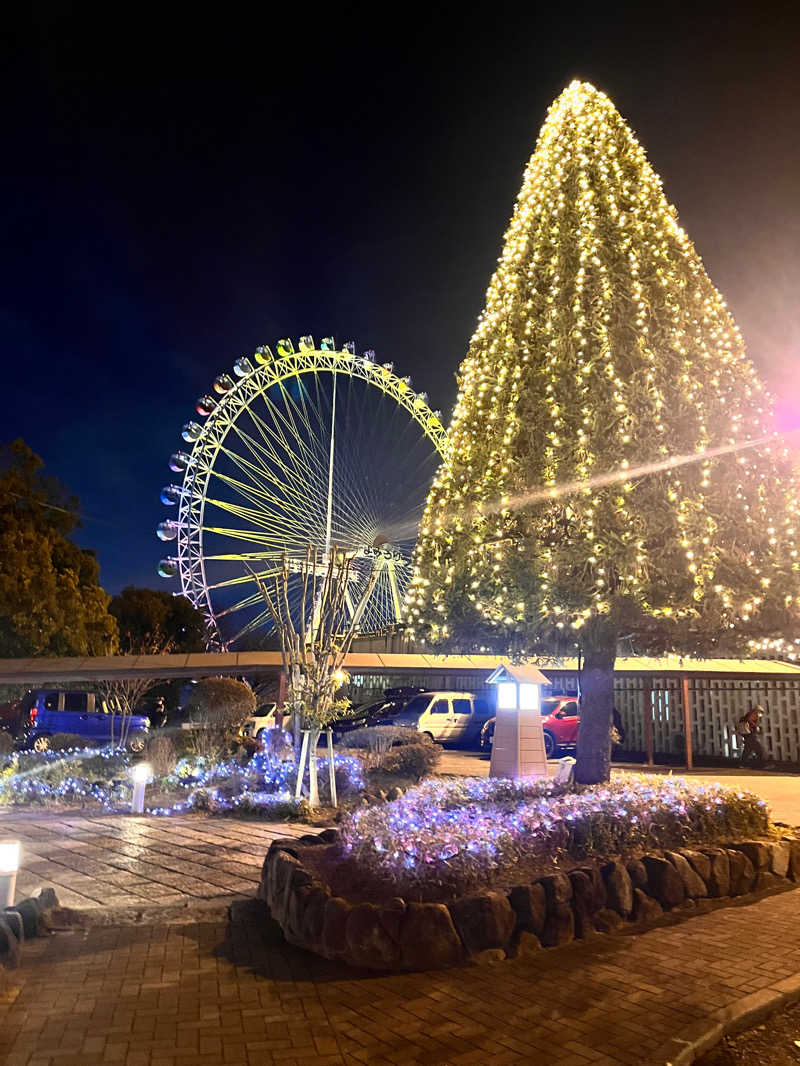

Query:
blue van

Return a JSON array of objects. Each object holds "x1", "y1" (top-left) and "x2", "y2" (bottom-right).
[{"x1": 18, "y1": 690, "x2": 150, "y2": 752}]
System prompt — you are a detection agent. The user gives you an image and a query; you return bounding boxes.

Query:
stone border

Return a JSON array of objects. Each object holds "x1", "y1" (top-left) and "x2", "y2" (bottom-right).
[
  {"x1": 658, "y1": 972, "x2": 800, "y2": 1064},
  {"x1": 0, "y1": 888, "x2": 60, "y2": 970},
  {"x1": 258, "y1": 831, "x2": 800, "y2": 972}
]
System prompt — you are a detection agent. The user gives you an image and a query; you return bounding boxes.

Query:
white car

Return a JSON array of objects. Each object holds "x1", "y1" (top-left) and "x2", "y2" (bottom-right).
[
  {"x1": 391, "y1": 691, "x2": 492, "y2": 747},
  {"x1": 240, "y1": 704, "x2": 279, "y2": 741}
]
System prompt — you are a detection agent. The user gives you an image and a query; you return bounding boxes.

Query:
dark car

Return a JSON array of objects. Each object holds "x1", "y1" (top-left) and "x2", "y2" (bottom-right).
[
  {"x1": 480, "y1": 695, "x2": 580, "y2": 758},
  {"x1": 330, "y1": 695, "x2": 416, "y2": 740},
  {"x1": 17, "y1": 690, "x2": 150, "y2": 752}
]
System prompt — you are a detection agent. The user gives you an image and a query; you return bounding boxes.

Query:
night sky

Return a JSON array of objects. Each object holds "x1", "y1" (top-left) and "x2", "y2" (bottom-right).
[{"x1": 3, "y1": 6, "x2": 799, "y2": 593}]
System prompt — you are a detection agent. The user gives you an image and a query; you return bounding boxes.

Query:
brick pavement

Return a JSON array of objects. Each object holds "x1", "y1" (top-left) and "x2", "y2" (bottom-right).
[
  {"x1": 2, "y1": 885, "x2": 800, "y2": 1066},
  {"x1": 0, "y1": 811, "x2": 313, "y2": 908}
]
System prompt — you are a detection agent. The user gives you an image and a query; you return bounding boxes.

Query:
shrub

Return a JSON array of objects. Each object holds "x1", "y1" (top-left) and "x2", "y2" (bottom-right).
[
  {"x1": 381, "y1": 741, "x2": 442, "y2": 781},
  {"x1": 339, "y1": 726, "x2": 423, "y2": 769},
  {"x1": 145, "y1": 734, "x2": 178, "y2": 777},
  {"x1": 341, "y1": 773, "x2": 771, "y2": 899},
  {"x1": 50, "y1": 733, "x2": 93, "y2": 751},
  {"x1": 0, "y1": 731, "x2": 13, "y2": 755},
  {"x1": 184, "y1": 678, "x2": 256, "y2": 761}
]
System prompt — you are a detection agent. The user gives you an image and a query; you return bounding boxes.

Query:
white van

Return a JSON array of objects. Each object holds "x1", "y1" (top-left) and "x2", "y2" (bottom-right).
[{"x1": 391, "y1": 691, "x2": 491, "y2": 747}]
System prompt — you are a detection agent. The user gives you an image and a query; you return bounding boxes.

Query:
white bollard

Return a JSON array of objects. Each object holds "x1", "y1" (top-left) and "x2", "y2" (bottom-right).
[
  {"x1": 130, "y1": 763, "x2": 152, "y2": 815},
  {"x1": 0, "y1": 839, "x2": 20, "y2": 907}
]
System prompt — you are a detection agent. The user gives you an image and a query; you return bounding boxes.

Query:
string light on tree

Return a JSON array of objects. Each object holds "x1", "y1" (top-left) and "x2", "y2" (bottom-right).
[{"x1": 407, "y1": 80, "x2": 800, "y2": 783}]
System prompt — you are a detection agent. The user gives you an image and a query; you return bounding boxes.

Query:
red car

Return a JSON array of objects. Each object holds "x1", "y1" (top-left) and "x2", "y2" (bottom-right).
[{"x1": 480, "y1": 696, "x2": 580, "y2": 758}]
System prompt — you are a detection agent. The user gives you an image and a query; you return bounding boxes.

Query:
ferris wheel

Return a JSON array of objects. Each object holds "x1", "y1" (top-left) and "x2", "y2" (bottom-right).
[{"x1": 157, "y1": 337, "x2": 448, "y2": 649}]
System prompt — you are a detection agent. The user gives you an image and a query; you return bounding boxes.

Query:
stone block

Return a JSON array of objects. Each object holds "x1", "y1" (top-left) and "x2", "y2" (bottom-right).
[
  {"x1": 321, "y1": 897, "x2": 352, "y2": 958},
  {"x1": 665, "y1": 851, "x2": 708, "y2": 899},
  {"x1": 345, "y1": 902, "x2": 399, "y2": 969},
  {"x1": 680, "y1": 848, "x2": 711, "y2": 883},
  {"x1": 508, "y1": 883, "x2": 546, "y2": 936},
  {"x1": 509, "y1": 930, "x2": 542, "y2": 958},
  {"x1": 725, "y1": 849, "x2": 756, "y2": 896},
  {"x1": 593, "y1": 908, "x2": 625, "y2": 933},
  {"x1": 626, "y1": 859, "x2": 647, "y2": 889},
  {"x1": 642, "y1": 855, "x2": 686, "y2": 909},
  {"x1": 399, "y1": 903, "x2": 464, "y2": 971},
  {"x1": 601, "y1": 860, "x2": 633, "y2": 917},
  {"x1": 472, "y1": 948, "x2": 506, "y2": 964},
  {"x1": 769, "y1": 841, "x2": 791, "y2": 878},
  {"x1": 727, "y1": 841, "x2": 770, "y2": 869},
  {"x1": 541, "y1": 903, "x2": 574, "y2": 947},
  {"x1": 377, "y1": 897, "x2": 406, "y2": 942},
  {"x1": 5, "y1": 899, "x2": 45, "y2": 939},
  {"x1": 538, "y1": 872, "x2": 572, "y2": 906},
  {"x1": 286, "y1": 884, "x2": 313, "y2": 944},
  {"x1": 574, "y1": 865, "x2": 606, "y2": 910},
  {"x1": 300, "y1": 886, "x2": 330, "y2": 943},
  {"x1": 788, "y1": 839, "x2": 800, "y2": 882},
  {"x1": 449, "y1": 891, "x2": 516, "y2": 954},
  {"x1": 700, "y1": 849, "x2": 731, "y2": 898},
  {"x1": 0, "y1": 914, "x2": 22, "y2": 969},
  {"x1": 755, "y1": 870, "x2": 785, "y2": 893},
  {"x1": 632, "y1": 887, "x2": 663, "y2": 923}
]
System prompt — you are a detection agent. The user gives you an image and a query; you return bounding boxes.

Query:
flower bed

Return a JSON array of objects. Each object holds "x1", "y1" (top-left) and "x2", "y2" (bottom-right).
[
  {"x1": 259, "y1": 775, "x2": 794, "y2": 972},
  {"x1": 0, "y1": 745, "x2": 365, "y2": 818},
  {"x1": 339, "y1": 774, "x2": 770, "y2": 899}
]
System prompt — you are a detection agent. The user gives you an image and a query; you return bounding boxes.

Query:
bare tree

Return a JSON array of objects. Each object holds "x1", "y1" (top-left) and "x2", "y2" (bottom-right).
[
  {"x1": 97, "y1": 635, "x2": 173, "y2": 748},
  {"x1": 248, "y1": 545, "x2": 379, "y2": 806}
]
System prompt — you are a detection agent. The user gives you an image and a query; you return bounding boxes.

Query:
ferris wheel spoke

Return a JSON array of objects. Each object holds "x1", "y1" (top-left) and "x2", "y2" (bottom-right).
[
  {"x1": 206, "y1": 569, "x2": 281, "y2": 592},
  {"x1": 215, "y1": 588, "x2": 270, "y2": 618},
  {"x1": 211, "y1": 451, "x2": 326, "y2": 531},
  {"x1": 206, "y1": 470, "x2": 324, "y2": 532},
  {"x1": 204, "y1": 494, "x2": 321, "y2": 539},
  {"x1": 232, "y1": 412, "x2": 329, "y2": 500},
  {"x1": 227, "y1": 607, "x2": 275, "y2": 645},
  {"x1": 256, "y1": 387, "x2": 325, "y2": 481},
  {"x1": 223, "y1": 423, "x2": 329, "y2": 511}
]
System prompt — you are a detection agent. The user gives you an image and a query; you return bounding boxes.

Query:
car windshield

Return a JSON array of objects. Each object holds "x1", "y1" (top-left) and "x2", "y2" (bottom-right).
[{"x1": 401, "y1": 695, "x2": 431, "y2": 716}]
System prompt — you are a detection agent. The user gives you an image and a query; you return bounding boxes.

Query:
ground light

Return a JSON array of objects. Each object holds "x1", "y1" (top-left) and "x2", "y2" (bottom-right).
[
  {"x1": 0, "y1": 839, "x2": 20, "y2": 906},
  {"x1": 131, "y1": 762, "x2": 152, "y2": 814}
]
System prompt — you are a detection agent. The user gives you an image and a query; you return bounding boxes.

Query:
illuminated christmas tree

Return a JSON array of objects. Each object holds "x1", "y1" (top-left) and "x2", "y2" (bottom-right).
[{"x1": 407, "y1": 80, "x2": 800, "y2": 783}]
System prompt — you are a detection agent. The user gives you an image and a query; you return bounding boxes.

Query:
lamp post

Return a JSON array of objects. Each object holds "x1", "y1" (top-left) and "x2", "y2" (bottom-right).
[
  {"x1": 487, "y1": 664, "x2": 549, "y2": 780},
  {"x1": 131, "y1": 763, "x2": 152, "y2": 815},
  {"x1": 0, "y1": 839, "x2": 20, "y2": 907}
]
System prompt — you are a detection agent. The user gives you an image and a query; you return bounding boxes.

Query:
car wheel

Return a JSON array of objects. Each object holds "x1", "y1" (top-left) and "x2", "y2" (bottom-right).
[
  {"x1": 482, "y1": 724, "x2": 495, "y2": 751},
  {"x1": 422, "y1": 731, "x2": 435, "y2": 743},
  {"x1": 33, "y1": 735, "x2": 51, "y2": 753},
  {"x1": 543, "y1": 731, "x2": 558, "y2": 759},
  {"x1": 128, "y1": 735, "x2": 146, "y2": 753}
]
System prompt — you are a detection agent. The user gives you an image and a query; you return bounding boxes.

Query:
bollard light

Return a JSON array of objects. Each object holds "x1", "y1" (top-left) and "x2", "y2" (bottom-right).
[
  {"x1": 0, "y1": 839, "x2": 20, "y2": 907},
  {"x1": 131, "y1": 762, "x2": 152, "y2": 815}
]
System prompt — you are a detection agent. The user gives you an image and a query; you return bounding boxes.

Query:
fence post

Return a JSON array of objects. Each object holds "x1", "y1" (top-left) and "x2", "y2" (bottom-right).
[
  {"x1": 644, "y1": 684, "x2": 654, "y2": 766},
  {"x1": 682, "y1": 675, "x2": 693, "y2": 771}
]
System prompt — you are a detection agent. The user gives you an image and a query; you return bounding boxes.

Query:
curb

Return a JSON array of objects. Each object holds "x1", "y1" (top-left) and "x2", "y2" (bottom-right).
[{"x1": 658, "y1": 973, "x2": 800, "y2": 1064}]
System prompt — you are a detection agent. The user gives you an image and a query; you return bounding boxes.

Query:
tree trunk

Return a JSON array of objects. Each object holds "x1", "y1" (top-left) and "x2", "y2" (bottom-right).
[{"x1": 574, "y1": 637, "x2": 616, "y2": 784}]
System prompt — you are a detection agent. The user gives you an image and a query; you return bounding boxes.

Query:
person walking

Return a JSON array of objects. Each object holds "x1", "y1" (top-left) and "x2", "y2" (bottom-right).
[{"x1": 738, "y1": 705, "x2": 766, "y2": 768}]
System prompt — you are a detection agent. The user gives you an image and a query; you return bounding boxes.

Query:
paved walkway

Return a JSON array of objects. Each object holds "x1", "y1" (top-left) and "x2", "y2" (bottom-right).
[
  {"x1": 0, "y1": 811, "x2": 312, "y2": 908},
  {"x1": 2, "y1": 885, "x2": 800, "y2": 1066}
]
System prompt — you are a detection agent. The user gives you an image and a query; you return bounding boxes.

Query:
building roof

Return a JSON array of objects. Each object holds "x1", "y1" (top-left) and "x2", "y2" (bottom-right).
[{"x1": 0, "y1": 651, "x2": 797, "y2": 684}]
